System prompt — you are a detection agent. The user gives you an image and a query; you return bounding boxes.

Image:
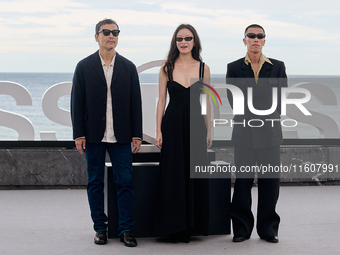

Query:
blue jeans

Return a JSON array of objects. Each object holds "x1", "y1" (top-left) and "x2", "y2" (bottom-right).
[{"x1": 85, "y1": 142, "x2": 134, "y2": 234}]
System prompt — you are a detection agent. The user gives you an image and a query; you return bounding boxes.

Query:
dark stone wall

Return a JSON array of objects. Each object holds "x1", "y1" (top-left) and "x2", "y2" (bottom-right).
[
  {"x1": 1, "y1": 145, "x2": 339, "y2": 188},
  {"x1": 0, "y1": 149, "x2": 87, "y2": 187},
  {"x1": 212, "y1": 145, "x2": 340, "y2": 185}
]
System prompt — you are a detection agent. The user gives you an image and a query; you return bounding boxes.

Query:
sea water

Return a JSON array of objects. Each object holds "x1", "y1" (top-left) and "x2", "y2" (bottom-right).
[{"x1": 0, "y1": 73, "x2": 339, "y2": 140}]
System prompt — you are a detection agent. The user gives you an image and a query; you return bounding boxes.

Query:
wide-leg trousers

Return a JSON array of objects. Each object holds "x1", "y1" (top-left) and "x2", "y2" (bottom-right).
[{"x1": 229, "y1": 145, "x2": 281, "y2": 239}]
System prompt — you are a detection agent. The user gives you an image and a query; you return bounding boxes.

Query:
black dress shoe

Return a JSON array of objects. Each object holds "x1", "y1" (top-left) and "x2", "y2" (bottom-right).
[
  {"x1": 232, "y1": 235, "x2": 249, "y2": 242},
  {"x1": 264, "y1": 236, "x2": 279, "y2": 243},
  {"x1": 170, "y1": 230, "x2": 191, "y2": 243},
  {"x1": 94, "y1": 231, "x2": 107, "y2": 245},
  {"x1": 120, "y1": 231, "x2": 137, "y2": 247},
  {"x1": 169, "y1": 233, "x2": 180, "y2": 243}
]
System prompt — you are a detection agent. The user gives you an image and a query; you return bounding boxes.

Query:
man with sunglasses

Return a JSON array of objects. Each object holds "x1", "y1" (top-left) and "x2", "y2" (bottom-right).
[
  {"x1": 226, "y1": 24, "x2": 287, "y2": 243},
  {"x1": 71, "y1": 18, "x2": 142, "y2": 247}
]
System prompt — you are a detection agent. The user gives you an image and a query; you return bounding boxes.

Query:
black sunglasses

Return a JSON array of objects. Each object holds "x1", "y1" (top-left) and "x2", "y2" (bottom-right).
[
  {"x1": 176, "y1": 37, "x2": 193, "y2": 42},
  {"x1": 245, "y1": 33, "x2": 266, "y2": 39},
  {"x1": 98, "y1": 29, "x2": 120, "y2": 36}
]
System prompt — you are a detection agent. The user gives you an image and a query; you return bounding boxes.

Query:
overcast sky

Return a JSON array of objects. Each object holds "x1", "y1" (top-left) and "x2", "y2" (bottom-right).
[{"x1": 1, "y1": 0, "x2": 339, "y2": 75}]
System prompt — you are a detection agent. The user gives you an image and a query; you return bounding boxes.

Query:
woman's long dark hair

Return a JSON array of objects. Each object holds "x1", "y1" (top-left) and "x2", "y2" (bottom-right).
[{"x1": 163, "y1": 24, "x2": 202, "y2": 81}]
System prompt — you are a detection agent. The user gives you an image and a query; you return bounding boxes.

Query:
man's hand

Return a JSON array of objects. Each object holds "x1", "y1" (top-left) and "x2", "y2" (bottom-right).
[
  {"x1": 75, "y1": 138, "x2": 86, "y2": 154},
  {"x1": 132, "y1": 139, "x2": 142, "y2": 154}
]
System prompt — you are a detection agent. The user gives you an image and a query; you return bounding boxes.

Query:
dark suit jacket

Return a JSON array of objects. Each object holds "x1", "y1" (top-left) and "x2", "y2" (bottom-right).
[
  {"x1": 226, "y1": 57, "x2": 287, "y2": 149},
  {"x1": 71, "y1": 51, "x2": 142, "y2": 144}
]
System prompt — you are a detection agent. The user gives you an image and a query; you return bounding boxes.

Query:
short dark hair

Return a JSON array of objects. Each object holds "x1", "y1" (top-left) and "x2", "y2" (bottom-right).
[
  {"x1": 95, "y1": 19, "x2": 119, "y2": 35},
  {"x1": 244, "y1": 24, "x2": 265, "y2": 35}
]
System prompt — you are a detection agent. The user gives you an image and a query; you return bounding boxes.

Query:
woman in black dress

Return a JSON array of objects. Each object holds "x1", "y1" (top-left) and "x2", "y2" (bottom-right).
[{"x1": 154, "y1": 24, "x2": 212, "y2": 243}]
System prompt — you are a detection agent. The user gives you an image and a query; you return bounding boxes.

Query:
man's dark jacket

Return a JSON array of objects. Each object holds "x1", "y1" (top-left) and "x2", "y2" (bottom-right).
[
  {"x1": 226, "y1": 57, "x2": 287, "y2": 149},
  {"x1": 71, "y1": 51, "x2": 142, "y2": 143}
]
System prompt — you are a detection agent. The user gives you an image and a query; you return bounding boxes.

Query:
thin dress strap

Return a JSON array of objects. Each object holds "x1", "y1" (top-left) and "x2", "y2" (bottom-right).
[{"x1": 199, "y1": 62, "x2": 205, "y2": 79}]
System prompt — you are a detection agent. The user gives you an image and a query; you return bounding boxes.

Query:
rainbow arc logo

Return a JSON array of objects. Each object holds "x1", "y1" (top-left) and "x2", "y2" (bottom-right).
[{"x1": 199, "y1": 83, "x2": 222, "y2": 106}]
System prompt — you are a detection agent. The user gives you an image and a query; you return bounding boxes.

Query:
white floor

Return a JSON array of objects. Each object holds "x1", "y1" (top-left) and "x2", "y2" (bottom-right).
[{"x1": 1, "y1": 186, "x2": 339, "y2": 255}]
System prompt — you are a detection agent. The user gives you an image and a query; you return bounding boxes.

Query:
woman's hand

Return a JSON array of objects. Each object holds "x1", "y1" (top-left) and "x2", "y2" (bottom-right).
[
  {"x1": 206, "y1": 132, "x2": 212, "y2": 149},
  {"x1": 156, "y1": 131, "x2": 163, "y2": 149}
]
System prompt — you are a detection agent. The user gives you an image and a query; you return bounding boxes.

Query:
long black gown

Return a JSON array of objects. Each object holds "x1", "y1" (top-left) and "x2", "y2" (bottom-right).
[{"x1": 154, "y1": 63, "x2": 210, "y2": 237}]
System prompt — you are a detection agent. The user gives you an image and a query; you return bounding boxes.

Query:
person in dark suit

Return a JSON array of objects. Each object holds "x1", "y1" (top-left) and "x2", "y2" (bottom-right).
[
  {"x1": 71, "y1": 18, "x2": 142, "y2": 247},
  {"x1": 226, "y1": 24, "x2": 287, "y2": 243}
]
